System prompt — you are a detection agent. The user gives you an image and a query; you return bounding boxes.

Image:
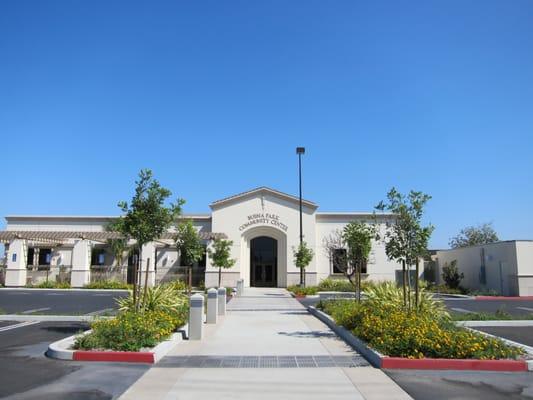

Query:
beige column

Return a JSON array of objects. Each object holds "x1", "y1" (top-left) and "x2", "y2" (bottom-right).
[
  {"x1": 5, "y1": 239, "x2": 28, "y2": 287},
  {"x1": 71, "y1": 239, "x2": 91, "y2": 287},
  {"x1": 140, "y1": 242, "x2": 156, "y2": 287}
]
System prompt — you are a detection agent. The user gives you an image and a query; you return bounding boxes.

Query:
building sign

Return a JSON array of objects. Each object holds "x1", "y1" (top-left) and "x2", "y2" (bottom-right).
[{"x1": 239, "y1": 213, "x2": 288, "y2": 232}]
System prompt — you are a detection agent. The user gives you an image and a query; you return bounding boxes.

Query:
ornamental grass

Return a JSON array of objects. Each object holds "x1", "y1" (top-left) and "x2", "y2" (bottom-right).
[
  {"x1": 319, "y1": 283, "x2": 523, "y2": 360},
  {"x1": 75, "y1": 284, "x2": 188, "y2": 352}
]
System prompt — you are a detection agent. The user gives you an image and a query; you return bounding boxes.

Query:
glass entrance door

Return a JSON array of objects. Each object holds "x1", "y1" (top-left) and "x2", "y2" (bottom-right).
[{"x1": 250, "y1": 236, "x2": 277, "y2": 287}]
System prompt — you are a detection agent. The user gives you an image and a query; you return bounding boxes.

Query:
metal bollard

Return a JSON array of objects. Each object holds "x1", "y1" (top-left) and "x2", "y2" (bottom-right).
[
  {"x1": 206, "y1": 288, "x2": 218, "y2": 324},
  {"x1": 217, "y1": 287, "x2": 226, "y2": 316},
  {"x1": 189, "y1": 293, "x2": 204, "y2": 340}
]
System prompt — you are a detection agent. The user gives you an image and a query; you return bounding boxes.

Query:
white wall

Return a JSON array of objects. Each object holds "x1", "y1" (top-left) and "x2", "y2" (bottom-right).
[
  {"x1": 209, "y1": 191, "x2": 317, "y2": 287},
  {"x1": 436, "y1": 241, "x2": 520, "y2": 295},
  {"x1": 315, "y1": 214, "x2": 400, "y2": 284}
]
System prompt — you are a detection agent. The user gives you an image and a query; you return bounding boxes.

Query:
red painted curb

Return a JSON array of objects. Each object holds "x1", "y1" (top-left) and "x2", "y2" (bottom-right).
[
  {"x1": 475, "y1": 296, "x2": 533, "y2": 301},
  {"x1": 73, "y1": 350, "x2": 155, "y2": 363},
  {"x1": 382, "y1": 357, "x2": 528, "y2": 371}
]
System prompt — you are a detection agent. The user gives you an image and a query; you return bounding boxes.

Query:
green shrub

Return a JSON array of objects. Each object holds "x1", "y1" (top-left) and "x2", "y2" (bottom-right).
[
  {"x1": 319, "y1": 286, "x2": 523, "y2": 360},
  {"x1": 26, "y1": 280, "x2": 71, "y2": 289},
  {"x1": 84, "y1": 280, "x2": 132, "y2": 290},
  {"x1": 426, "y1": 284, "x2": 468, "y2": 295},
  {"x1": 452, "y1": 308, "x2": 533, "y2": 321},
  {"x1": 364, "y1": 282, "x2": 449, "y2": 320},
  {"x1": 117, "y1": 285, "x2": 188, "y2": 317},
  {"x1": 317, "y1": 278, "x2": 354, "y2": 292},
  {"x1": 286, "y1": 285, "x2": 318, "y2": 296},
  {"x1": 74, "y1": 309, "x2": 186, "y2": 352},
  {"x1": 165, "y1": 280, "x2": 188, "y2": 292}
]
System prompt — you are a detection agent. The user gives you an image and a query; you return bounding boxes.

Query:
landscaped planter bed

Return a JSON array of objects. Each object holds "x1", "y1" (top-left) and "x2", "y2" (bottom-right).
[
  {"x1": 309, "y1": 306, "x2": 531, "y2": 372},
  {"x1": 48, "y1": 327, "x2": 187, "y2": 364}
]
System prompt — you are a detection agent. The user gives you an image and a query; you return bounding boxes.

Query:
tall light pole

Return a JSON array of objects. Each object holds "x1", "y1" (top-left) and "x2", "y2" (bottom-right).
[{"x1": 296, "y1": 147, "x2": 305, "y2": 287}]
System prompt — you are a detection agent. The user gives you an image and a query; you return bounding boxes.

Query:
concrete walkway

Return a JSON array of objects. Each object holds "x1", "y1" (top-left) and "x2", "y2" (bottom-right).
[{"x1": 119, "y1": 288, "x2": 412, "y2": 400}]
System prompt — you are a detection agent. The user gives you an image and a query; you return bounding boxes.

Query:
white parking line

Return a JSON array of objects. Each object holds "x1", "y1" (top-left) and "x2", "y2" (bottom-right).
[
  {"x1": 451, "y1": 307, "x2": 472, "y2": 313},
  {"x1": 45, "y1": 293, "x2": 64, "y2": 296},
  {"x1": 21, "y1": 307, "x2": 51, "y2": 314},
  {"x1": 8, "y1": 292, "x2": 30, "y2": 295},
  {"x1": 0, "y1": 321, "x2": 40, "y2": 332},
  {"x1": 516, "y1": 307, "x2": 533, "y2": 312},
  {"x1": 92, "y1": 294, "x2": 112, "y2": 297},
  {"x1": 85, "y1": 308, "x2": 114, "y2": 316}
]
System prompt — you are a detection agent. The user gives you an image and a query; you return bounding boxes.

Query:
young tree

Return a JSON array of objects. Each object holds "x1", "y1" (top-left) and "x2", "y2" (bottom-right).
[
  {"x1": 342, "y1": 222, "x2": 376, "y2": 302},
  {"x1": 175, "y1": 219, "x2": 204, "y2": 292},
  {"x1": 107, "y1": 238, "x2": 129, "y2": 268},
  {"x1": 207, "y1": 238, "x2": 236, "y2": 287},
  {"x1": 323, "y1": 229, "x2": 353, "y2": 286},
  {"x1": 113, "y1": 169, "x2": 183, "y2": 310},
  {"x1": 441, "y1": 260, "x2": 464, "y2": 289},
  {"x1": 449, "y1": 223, "x2": 498, "y2": 249},
  {"x1": 293, "y1": 241, "x2": 314, "y2": 286},
  {"x1": 376, "y1": 188, "x2": 434, "y2": 310}
]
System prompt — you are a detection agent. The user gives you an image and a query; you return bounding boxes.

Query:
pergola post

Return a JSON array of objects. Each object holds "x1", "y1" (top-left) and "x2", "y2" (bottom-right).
[
  {"x1": 140, "y1": 242, "x2": 156, "y2": 287},
  {"x1": 5, "y1": 239, "x2": 28, "y2": 287},
  {"x1": 71, "y1": 239, "x2": 91, "y2": 287}
]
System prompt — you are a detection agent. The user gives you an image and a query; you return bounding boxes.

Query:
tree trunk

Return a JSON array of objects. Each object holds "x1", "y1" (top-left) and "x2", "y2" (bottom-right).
[
  {"x1": 402, "y1": 259, "x2": 407, "y2": 308},
  {"x1": 218, "y1": 266, "x2": 222, "y2": 288},
  {"x1": 358, "y1": 261, "x2": 362, "y2": 303},
  {"x1": 415, "y1": 258, "x2": 420, "y2": 310},
  {"x1": 407, "y1": 262, "x2": 411, "y2": 311},
  {"x1": 132, "y1": 247, "x2": 138, "y2": 311},
  {"x1": 188, "y1": 265, "x2": 193, "y2": 295},
  {"x1": 142, "y1": 258, "x2": 150, "y2": 309}
]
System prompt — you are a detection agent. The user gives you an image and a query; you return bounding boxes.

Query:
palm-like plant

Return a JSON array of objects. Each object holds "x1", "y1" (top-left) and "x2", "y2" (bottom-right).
[
  {"x1": 117, "y1": 284, "x2": 187, "y2": 314},
  {"x1": 365, "y1": 282, "x2": 449, "y2": 320}
]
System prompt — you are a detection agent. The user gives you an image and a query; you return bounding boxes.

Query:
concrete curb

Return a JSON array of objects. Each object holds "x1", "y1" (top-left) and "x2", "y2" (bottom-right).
[
  {"x1": 475, "y1": 296, "x2": 533, "y2": 301},
  {"x1": 456, "y1": 320, "x2": 533, "y2": 327},
  {"x1": 308, "y1": 306, "x2": 529, "y2": 372},
  {"x1": 46, "y1": 324, "x2": 188, "y2": 364},
  {"x1": 0, "y1": 315, "x2": 112, "y2": 322},
  {"x1": 308, "y1": 306, "x2": 384, "y2": 368}
]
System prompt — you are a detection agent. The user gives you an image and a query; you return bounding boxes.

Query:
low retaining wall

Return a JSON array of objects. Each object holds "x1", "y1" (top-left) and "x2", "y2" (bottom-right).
[
  {"x1": 47, "y1": 325, "x2": 188, "y2": 364},
  {"x1": 308, "y1": 306, "x2": 531, "y2": 372}
]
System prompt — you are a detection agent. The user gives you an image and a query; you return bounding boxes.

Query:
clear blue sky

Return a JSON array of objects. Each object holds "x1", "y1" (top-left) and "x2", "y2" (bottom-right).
[{"x1": 1, "y1": 0, "x2": 532, "y2": 249}]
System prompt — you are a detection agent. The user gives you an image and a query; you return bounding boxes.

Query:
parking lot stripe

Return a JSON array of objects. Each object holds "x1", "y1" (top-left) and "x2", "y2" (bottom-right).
[
  {"x1": 21, "y1": 307, "x2": 51, "y2": 314},
  {"x1": 0, "y1": 321, "x2": 40, "y2": 332},
  {"x1": 516, "y1": 307, "x2": 533, "y2": 312},
  {"x1": 85, "y1": 308, "x2": 114, "y2": 316},
  {"x1": 451, "y1": 307, "x2": 471, "y2": 313}
]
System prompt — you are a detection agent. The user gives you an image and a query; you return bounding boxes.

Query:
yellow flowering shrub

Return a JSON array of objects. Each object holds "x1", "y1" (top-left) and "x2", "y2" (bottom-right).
[
  {"x1": 320, "y1": 299, "x2": 524, "y2": 360},
  {"x1": 75, "y1": 306, "x2": 188, "y2": 352}
]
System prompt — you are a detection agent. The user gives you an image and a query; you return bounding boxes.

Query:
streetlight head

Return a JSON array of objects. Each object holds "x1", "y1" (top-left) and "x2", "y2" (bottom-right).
[{"x1": 296, "y1": 147, "x2": 305, "y2": 155}]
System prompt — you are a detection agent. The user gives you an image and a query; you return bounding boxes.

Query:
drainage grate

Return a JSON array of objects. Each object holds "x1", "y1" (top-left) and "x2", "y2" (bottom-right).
[{"x1": 158, "y1": 355, "x2": 369, "y2": 368}]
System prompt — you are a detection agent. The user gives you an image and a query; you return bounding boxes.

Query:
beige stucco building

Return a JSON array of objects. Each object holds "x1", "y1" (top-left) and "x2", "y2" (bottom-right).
[
  {"x1": 433, "y1": 241, "x2": 533, "y2": 296},
  {"x1": 1, "y1": 187, "x2": 399, "y2": 288}
]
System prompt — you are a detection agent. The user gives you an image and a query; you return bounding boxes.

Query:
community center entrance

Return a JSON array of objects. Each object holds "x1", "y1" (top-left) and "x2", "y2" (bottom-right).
[{"x1": 250, "y1": 236, "x2": 277, "y2": 287}]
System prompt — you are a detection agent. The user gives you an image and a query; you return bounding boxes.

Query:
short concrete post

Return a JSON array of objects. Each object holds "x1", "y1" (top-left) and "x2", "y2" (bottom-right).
[
  {"x1": 206, "y1": 288, "x2": 218, "y2": 324},
  {"x1": 188, "y1": 293, "x2": 204, "y2": 340},
  {"x1": 217, "y1": 287, "x2": 226, "y2": 316},
  {"x1": 237, "y1": 279, "x2": 244, "y2": 296}
]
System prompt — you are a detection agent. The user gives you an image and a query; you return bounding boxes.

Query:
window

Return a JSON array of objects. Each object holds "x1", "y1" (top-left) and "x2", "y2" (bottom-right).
[
  {"x1": 27, "y1": 248, "x2": 35, "y2": 266},
  {"x1": 198, "y1": 245, "x2": 207, "y2": 268},
  {"x1": 38, "y1": 248, "x2": 52, "y2": 266},
  {"x1": 360, "y1": 259, "x2": 368, "y2": 274},
  {"x1": 91, "y1": 249, "x2": 106, "y2": 266},
  {"x1": 331, "y1": 249, "x2": 347, "y2": 274}
]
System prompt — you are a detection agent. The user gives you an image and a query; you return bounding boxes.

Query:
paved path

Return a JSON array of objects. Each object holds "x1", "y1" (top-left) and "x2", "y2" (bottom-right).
[{"x1": 120, "y1": 288, "x2": 411, "y2": 400}]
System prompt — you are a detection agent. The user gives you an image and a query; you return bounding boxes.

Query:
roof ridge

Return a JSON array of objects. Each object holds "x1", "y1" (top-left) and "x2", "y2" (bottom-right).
[{"x1": 209, "y1": 186, "x2": 317, "y2": 208}]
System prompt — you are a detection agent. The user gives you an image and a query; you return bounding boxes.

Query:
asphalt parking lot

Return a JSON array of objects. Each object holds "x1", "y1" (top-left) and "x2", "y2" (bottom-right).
[
  {"x1": 0, "y1": 289, "x2": 128, "y2": 315},
  {"x1": 0, "y1": 320, "x2": 149, "y2": 399}
]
